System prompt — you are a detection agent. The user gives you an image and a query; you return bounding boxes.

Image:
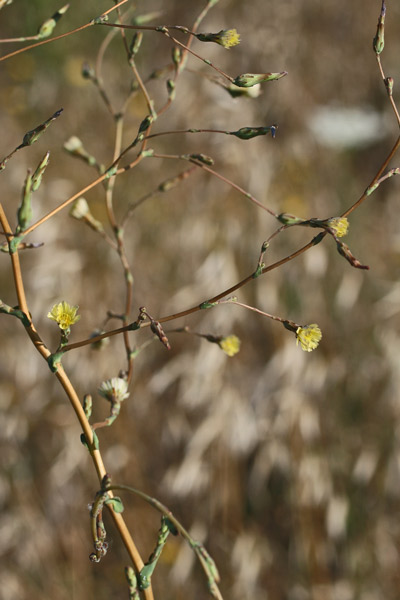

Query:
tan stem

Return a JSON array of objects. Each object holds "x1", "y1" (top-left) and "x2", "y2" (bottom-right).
[{"x1": 0, "y1": 201, "x2": 154, "y2": 600}]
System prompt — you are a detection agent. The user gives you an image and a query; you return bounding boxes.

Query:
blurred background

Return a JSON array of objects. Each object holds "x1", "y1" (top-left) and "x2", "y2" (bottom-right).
[{"x1": 1, "y1": 1, "x2": 400, "y2": 599}]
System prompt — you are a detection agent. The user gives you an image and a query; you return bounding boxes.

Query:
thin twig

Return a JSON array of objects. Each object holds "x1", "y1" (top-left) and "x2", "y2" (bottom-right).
[{"x1": 0, "y1": 0, "x2": 129, "y2": 63}]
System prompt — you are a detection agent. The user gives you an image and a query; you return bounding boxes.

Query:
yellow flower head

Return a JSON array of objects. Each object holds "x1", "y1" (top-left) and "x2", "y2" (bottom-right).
[
  {"x1": 47, "y1": 301, "x2": 81, "y2": 330},
  {"x1": 197, "y1": 29, "x2": 240, "y2": 49},
  {"x1": 327, "y1": 217, "x2": 349, "y2": 238},
  {"x1": 215, "y1": 28, "x2": 240, "y2": 48},
  {"x1": 296, "y1": 324, "x2": 322, "y2": 352},
  {"x1": 219, "y1": 335, "x2": 241, "y2": 357}
]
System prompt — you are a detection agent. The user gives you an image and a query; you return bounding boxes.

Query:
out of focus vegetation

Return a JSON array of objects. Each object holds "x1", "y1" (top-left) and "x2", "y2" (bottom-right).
[{"x1": 1, "y1": 1, "x2": 400, "y2": 599}]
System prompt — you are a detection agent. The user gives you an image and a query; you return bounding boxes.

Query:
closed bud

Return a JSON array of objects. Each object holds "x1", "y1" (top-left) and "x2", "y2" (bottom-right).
[
  {"x1": 385, "y1": 76, "x2": 394, "y2": 96},
  {"x1": 184, "y1": 153, "x2": 214, "y2": 166},
  {"x1": 20, "y1": 108, "x2": 63, "y2": 148},
  {"x1": 31, "y1": 151, "x2": 50, "y2": 191},
  {"x1": 37, "y1": 4, "x2": 69, "y2": 39},
  {"x1": 17, "y1": 171, "x2": 33, "y2": 232},
  {"x1": 83, "y1": 394, "x2": 92, "y2": 419},
  {"x1": 129, "y1": 32, "x2": 143, "y2": 58},
  {"x1": 81, "y1": 62, "x2": 95, "y2": 80},
  {"x1": 138, "y1": 115, "x2": 154, "y2": 133},
  {"x1": 150, "y1": 320, "x2": 171, "y2": 350},
  {"x1": 135, "y1": 115, "x2": 155, "y2": 143},
  {"x1": 230, "y1": 125, "x2": 276, "y2": 140},
  {"x1": 125, "y1": 565, "x2": 138, "y2": 588},
  {"x1": 159, "y1": 176, "x2": 179, "y2": 192},
  {"x1": 277, "y1": 213, "x2": 304, "y2": 226},
  {"x1": 233, "y1": 71, "x2": 287, "y2": 88},
  {"x1": 261, "y1": 241, "x2": 269, "y2": 252},
  {"x1": 373, "y1": 1, "x2": 386, "y2": 55},
  {"x1": 91, "y1": 15, "x2": 108, "y2": 25},
  {"x1": 166, "y1": 79, "x2": 176, "y2": 101},
  {"x1": 172, "y1": 47, "x2": 182, "y2": 68}
]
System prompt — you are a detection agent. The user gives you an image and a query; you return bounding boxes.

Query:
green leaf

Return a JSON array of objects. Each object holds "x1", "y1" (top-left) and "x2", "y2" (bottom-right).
[
  {"x1": 47, "y1": 350, "x2": 64, "y2": 372},
  {"x1": 105, "y1": 496, "x2": 124, "y2": 513},
  {"x1": 138, "y1": 564, "x2": 154, "y2": 590}
]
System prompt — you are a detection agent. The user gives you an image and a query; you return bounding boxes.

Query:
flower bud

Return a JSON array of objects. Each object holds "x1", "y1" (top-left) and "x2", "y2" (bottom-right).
[
  {"x1": 233, "y1": 72, "x2": 287, "y2": 88},
  {"x1": 230, "y1": 126, "x2": 276, "y2": 140},
  {"x1": 32, "y1": 151, "x2": 50, "y2": 191},
  {"x1": 17, "y1": 170, "x2": 33, "y2": 232},
  {"x1": 183, "y1": 153, "x2": 214, "y2": 166},
  {"x1": 166, "y1": 79, "x2": 176, "y2": 101},
  {"x1": 81, "y1": 62, "x2": 95, "y2": 80},
  {"x1": 37, "y1": 4, "x2": 69, "y2": 39},
  {"x1": 373, "y1": 1, "x2": 386, "y2": 55},
  {"x1": 385, "y1": 76, "x2": 394, "y2": 97},
  {"x1": 129, "y1": 32, "x2": 143, "y2": 58},
  {"x1": 20, "y1": 109, "x2": 63, "y2": 148},
  {"x1": 172, "y1": 47, "x2": 182, "y2": 68},
  {"x1": 276, "y1": 213, "x2": 304, "y2": 226}
]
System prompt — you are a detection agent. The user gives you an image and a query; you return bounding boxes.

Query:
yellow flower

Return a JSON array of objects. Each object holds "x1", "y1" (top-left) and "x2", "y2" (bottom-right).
[
  {"x1": 196, "y1": 29, "x2": 240, "y2": 49},
  {"x1": 47, "y1": 301, "x2": 81, "y2": 330},
  {"x1": 215, "y1": 29, "x2": 240, "y2": 48},
  {"x1": 219, "y1": 335, "x2": 241, "y2": 357},
  {"x1": 296, "y1": 324, "x2": 322, "y2": 352},
  {"x1": 327, "y1": 217, "x2": 349, "y2": 238}
]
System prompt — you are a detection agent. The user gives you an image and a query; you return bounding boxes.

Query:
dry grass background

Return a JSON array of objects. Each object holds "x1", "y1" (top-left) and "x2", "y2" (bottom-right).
[{"x1": 1, "y1": 1, "x2": 400, "y2": 599}]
